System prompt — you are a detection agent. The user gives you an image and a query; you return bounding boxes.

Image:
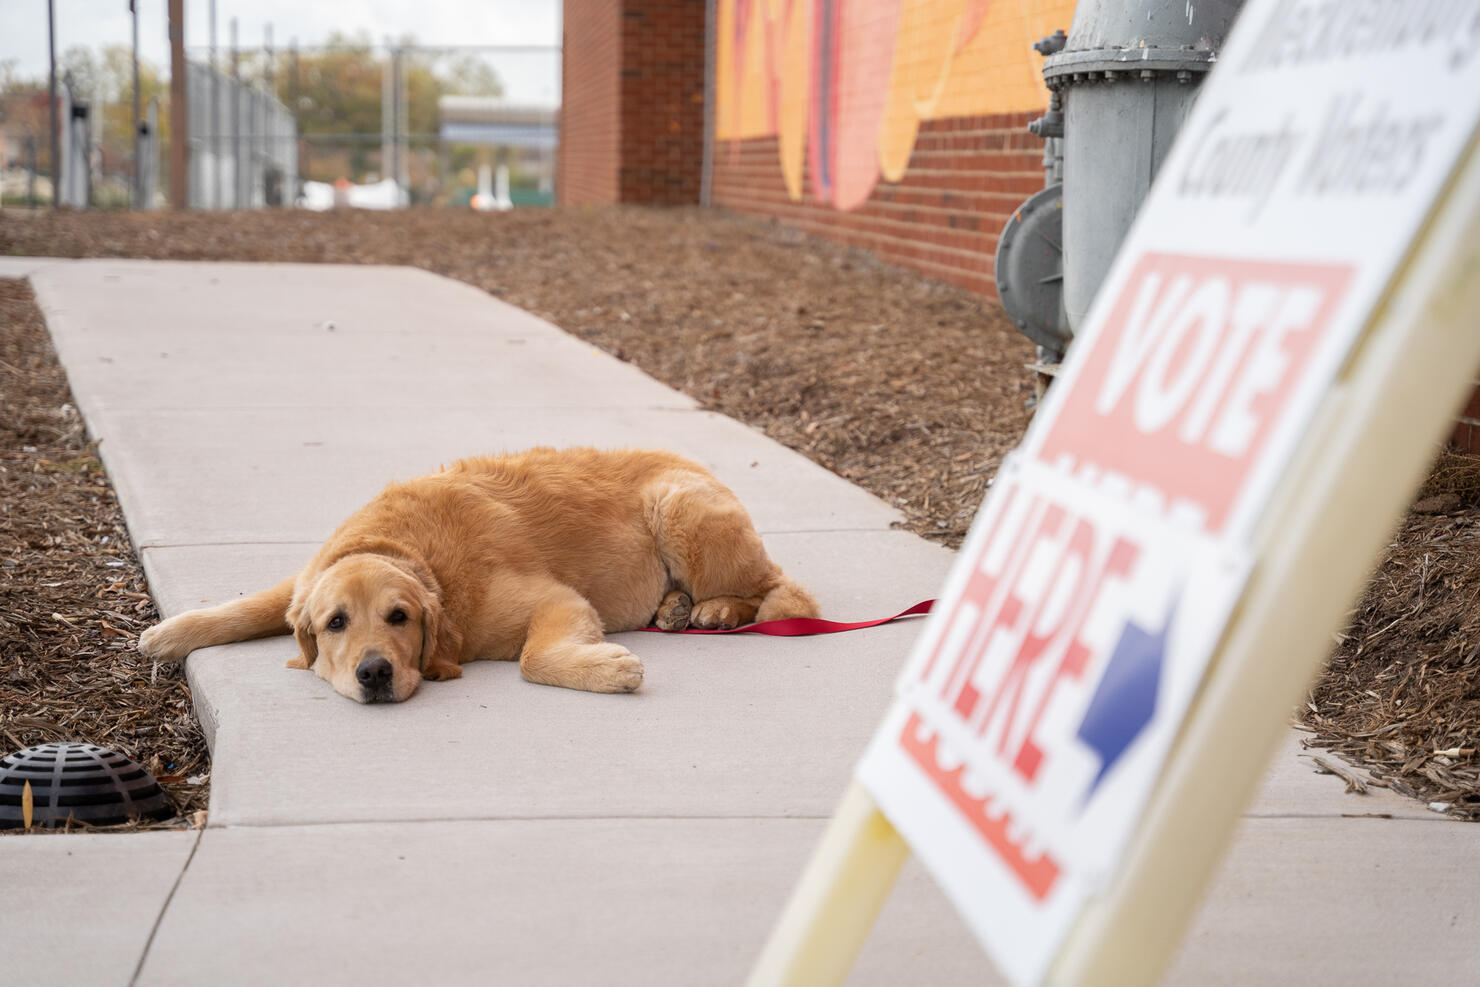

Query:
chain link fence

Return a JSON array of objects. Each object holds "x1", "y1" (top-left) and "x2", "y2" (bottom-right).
[
  {"x1": 2, "y1": 41, "x2": 559, "y2": 211},
  {"x1": 304, "y1": 44, "x2": 558, "y2": 209},
  {"x1": 192, "y1": 41, "x2": 560, "y2": 209}
]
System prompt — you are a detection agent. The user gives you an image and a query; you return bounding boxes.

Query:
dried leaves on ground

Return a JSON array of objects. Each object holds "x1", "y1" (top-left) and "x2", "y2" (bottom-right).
[
  {"x1": 0, "y1": 278, "x2": 208, "y2": 832},
  {"x1": 2, "y1": 205, "x2": 1476, "y2": 822},
  {"x1": 1303, "y1": 453, "x2": 1480, "y2": 820}
]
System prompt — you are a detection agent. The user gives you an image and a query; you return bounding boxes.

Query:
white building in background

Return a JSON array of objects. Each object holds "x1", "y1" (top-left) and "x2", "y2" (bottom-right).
[{"x1": 437, "y1": 96, "x2": 556, "y2": 205}]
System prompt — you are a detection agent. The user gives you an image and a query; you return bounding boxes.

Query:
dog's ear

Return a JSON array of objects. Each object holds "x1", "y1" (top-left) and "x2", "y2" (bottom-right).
[
  {"x1": 388, "y1": 558, "x2": 463, "y2": 681},
  {"x1": 418, "y1": 588, "x2": 464, "y2": 682},
  {"x1": 285, "y1": 581, "x2": 317, "y2": 670}
]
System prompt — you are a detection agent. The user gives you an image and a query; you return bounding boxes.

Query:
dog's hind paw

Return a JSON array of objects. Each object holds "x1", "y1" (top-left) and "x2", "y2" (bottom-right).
[
  {"x1": 691, "y1": 596, "x2": 759, "y2": 631},
  {"x1": 654, "y1": 590, "x2": 692, "y2": 631}
]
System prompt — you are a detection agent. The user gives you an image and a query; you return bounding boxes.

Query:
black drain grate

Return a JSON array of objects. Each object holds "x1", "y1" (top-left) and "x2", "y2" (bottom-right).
[{"x1": 0, "y1": 742, "x2": 172, "y2": 829}]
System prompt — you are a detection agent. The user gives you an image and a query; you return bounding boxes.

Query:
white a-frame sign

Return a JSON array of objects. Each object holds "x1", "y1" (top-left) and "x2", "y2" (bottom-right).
[{"x1": 752, "y1": 1, "x2": 1480, "y2": 983}]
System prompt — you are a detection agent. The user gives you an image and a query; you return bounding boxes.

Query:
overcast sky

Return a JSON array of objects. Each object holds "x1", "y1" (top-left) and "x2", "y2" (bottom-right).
[{"x1": 1, "y1": 0, "x2": 562, "y2": 105}]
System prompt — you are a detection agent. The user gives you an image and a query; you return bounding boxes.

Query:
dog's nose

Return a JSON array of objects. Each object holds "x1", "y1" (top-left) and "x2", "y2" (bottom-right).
[{"x1": 356, "y1": 655, "x2": 393, "y2": 689}]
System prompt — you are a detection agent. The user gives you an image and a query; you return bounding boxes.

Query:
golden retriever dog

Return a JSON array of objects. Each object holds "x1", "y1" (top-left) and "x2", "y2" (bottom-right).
[{"x1": 138, "y1": 448, "x2": 819, "y2": 704}]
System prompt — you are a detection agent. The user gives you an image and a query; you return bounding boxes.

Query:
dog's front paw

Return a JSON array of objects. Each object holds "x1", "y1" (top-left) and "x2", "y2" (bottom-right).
[
  {"x1": 138, "y1": 620, "x2": 192, "y2": 662},
  {"x1": 590, "y1": 644, "x2": 644, "y2": 693},
  {"x1": 521, "y1": 642, "x2": 645, "y2": 693},
  {"x1": 422, "y1": 657, "x2": 463, "y2": 681}
]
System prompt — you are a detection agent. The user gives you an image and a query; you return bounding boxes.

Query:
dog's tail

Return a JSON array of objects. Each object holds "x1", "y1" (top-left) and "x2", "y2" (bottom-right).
[
  {"x1": 138, "y1": 575, "x2": 296, "y2": 662},
  {"x1": 756, "y1": 575, "x2": 820, "y2": 623}
]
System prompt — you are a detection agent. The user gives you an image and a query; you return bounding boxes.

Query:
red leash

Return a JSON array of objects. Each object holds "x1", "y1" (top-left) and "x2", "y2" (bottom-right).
[{"x1": 639, "y1": 599, "x2": 935, "y2": 637}]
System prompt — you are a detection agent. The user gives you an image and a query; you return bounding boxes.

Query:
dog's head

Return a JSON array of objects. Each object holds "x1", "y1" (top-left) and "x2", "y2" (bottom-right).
[{"x1": 285, "y1": 554, "x2": 452, "y2": 704}]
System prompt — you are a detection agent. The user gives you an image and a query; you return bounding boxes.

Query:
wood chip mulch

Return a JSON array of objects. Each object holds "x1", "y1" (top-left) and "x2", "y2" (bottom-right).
[
  {"x1": 1302, "y1": 454, "x2": 1480, "y2": 820},
  {"x1": 1, "y1": 205, "x2": 1475, "y2": 824},
  {"x1": 1, "y1": 278, "x2": 208, "y2": 833}
]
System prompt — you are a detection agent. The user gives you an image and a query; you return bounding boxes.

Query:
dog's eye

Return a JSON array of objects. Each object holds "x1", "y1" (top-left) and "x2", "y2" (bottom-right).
[
  {"x1": 387, "y1": 609, "x2": 408, "y2": 625},
  {"x1": 326, "y1": 614, "x2": 346, "y2": 632}
]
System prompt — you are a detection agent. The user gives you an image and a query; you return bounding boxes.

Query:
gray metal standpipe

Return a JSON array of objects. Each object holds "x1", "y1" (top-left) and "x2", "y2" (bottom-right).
[{"x1": 995, "y1": 0, "x2": 1246, "y2": 361}]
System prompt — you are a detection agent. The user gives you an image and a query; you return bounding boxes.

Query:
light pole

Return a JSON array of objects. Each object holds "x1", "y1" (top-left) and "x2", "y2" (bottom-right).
[
  {"x1": 48, "y1": 0, "x2": 58, "y2": 209},
  {"x1": 131, "y1": 0, "x2": 142, "y2": 208}
]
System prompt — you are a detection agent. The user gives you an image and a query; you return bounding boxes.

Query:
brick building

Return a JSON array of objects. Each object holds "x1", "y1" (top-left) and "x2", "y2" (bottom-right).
[
  {"x1": 558, "y1": 0, "x2": 1480, "y2": 451},
  {"x1": 558, "y1": 0, "x2": 1061, "y2": 302},
  {"x1": 708, "y1": 112, "x2": 1043, "y2": 301},
  {"x1": 558, "y1": 0, "x2": 705, "y2": 206}
]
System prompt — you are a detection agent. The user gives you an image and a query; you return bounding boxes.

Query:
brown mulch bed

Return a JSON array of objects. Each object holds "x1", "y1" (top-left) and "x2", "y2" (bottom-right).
[
  {"x1": 2, "y1": 205, "x2": 1476, "y2": 822},
  {"x1": 1, "y1": 278, "x2": 208, "y2": 833},
  {"x1": 1302, "y1": 456, "x2": 1480, "y2": 820}
]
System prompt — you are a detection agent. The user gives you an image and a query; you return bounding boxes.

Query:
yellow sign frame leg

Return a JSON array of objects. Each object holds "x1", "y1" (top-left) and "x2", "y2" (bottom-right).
[
  {"x1": 747, "y1": 781, "x2": 908, "y2": 987},
  {"x1": 750, "y1": 134, "x2": 1480, "y2": 987}
]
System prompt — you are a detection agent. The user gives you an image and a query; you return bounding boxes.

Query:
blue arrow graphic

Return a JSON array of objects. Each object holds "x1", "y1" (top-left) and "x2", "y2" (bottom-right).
[{"x1": 1075, "y1": 600, "x2": 1177, "y2": 803}]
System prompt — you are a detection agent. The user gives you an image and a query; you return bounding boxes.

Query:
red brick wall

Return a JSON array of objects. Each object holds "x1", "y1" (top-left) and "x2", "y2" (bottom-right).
[
  {"x1": 710, "y1": 113, "x2": 1045, "y2": 301},
  {"x1": 559, "y1": 0, "x2": 622, "y2": 205},
  {"x1": 560, "y1": 0, "x2": 705, "y2": 206},
  {"x1": 619, "y1": 0, "x2": 706, "y2": 204},
  {"x1": 561, "y1": 5, "x2": 1480, "y2": 453}
]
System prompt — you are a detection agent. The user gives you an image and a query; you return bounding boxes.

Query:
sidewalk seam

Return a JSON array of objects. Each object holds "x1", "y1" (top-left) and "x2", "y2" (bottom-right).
[
  {"x1": 98, "y1": 402, "x2": 697, "y2": 414},
  {"x1": 206, "y1": 813, "x2": 835, "y2": 829},
  {"x1": 139, "y1": 540, "x2": 321, "y2": 550},
  {"x1": 128, "y1": 826, "x2": 205, "y2": 987},
  {"x1": 1240, "y1": 811, "x2": 1452, "y2": 822},
  {"x1": 205, "y1": 810, "x2": 1458, "y2": 829},
  {"x1": 136, "y1": 527, "x2": 897, "y2": 550}
]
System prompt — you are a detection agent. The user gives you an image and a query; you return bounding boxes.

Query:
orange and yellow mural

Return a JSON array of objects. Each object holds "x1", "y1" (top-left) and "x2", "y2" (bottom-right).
[{"x1": 715, "y1": 0, "x2": 1077, "y2": 210}]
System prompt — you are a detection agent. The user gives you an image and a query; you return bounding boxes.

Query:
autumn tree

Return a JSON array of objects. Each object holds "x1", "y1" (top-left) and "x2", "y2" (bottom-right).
[
  {"x1": 1, "y1": 47, "x2": 170, "y2": 201},
  {"x1": 2, "y1": 33, "x2": 505, "y2": 195},
  {"x1": 269, "y1": 31, "x2": 502, "y2": 181}
]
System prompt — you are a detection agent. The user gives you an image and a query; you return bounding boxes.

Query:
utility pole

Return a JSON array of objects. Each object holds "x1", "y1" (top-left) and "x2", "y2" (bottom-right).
[
  {"x1": 263, "y1": 24, "x2": 274, "y2": 206},
  {"x1": 290, "y1": 39, "x2": 306, "y2": 196},
  {"x1": 381, "y1": 40, "x2": 392, "y2": 187},
  {"x1": 395, "y1": 47, "x2": 409, "y2": 196},
  {"x1": 48, "y1": 0, "x2": 58, "y2": 209},
  {"x1": 131, "y1": 0, "x2": 143, "y2": 208},
  {"x1": 210, "y1": 0, "x2": 218, "y2": 208},
  {"x1": 168, "y1": 0, "x2": 187, "y2": 208},
  {"x1": 265, "y1": 24, "x2": 275, "y2": 92},
  {"x1": 231, "y1": 18, "x2": 240, "y2": 207}
]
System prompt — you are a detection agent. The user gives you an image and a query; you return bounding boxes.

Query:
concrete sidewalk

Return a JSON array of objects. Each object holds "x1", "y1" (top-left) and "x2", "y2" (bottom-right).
[{"x1": 1, "y1": 257, "x2": 1474, "y2": 986}]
